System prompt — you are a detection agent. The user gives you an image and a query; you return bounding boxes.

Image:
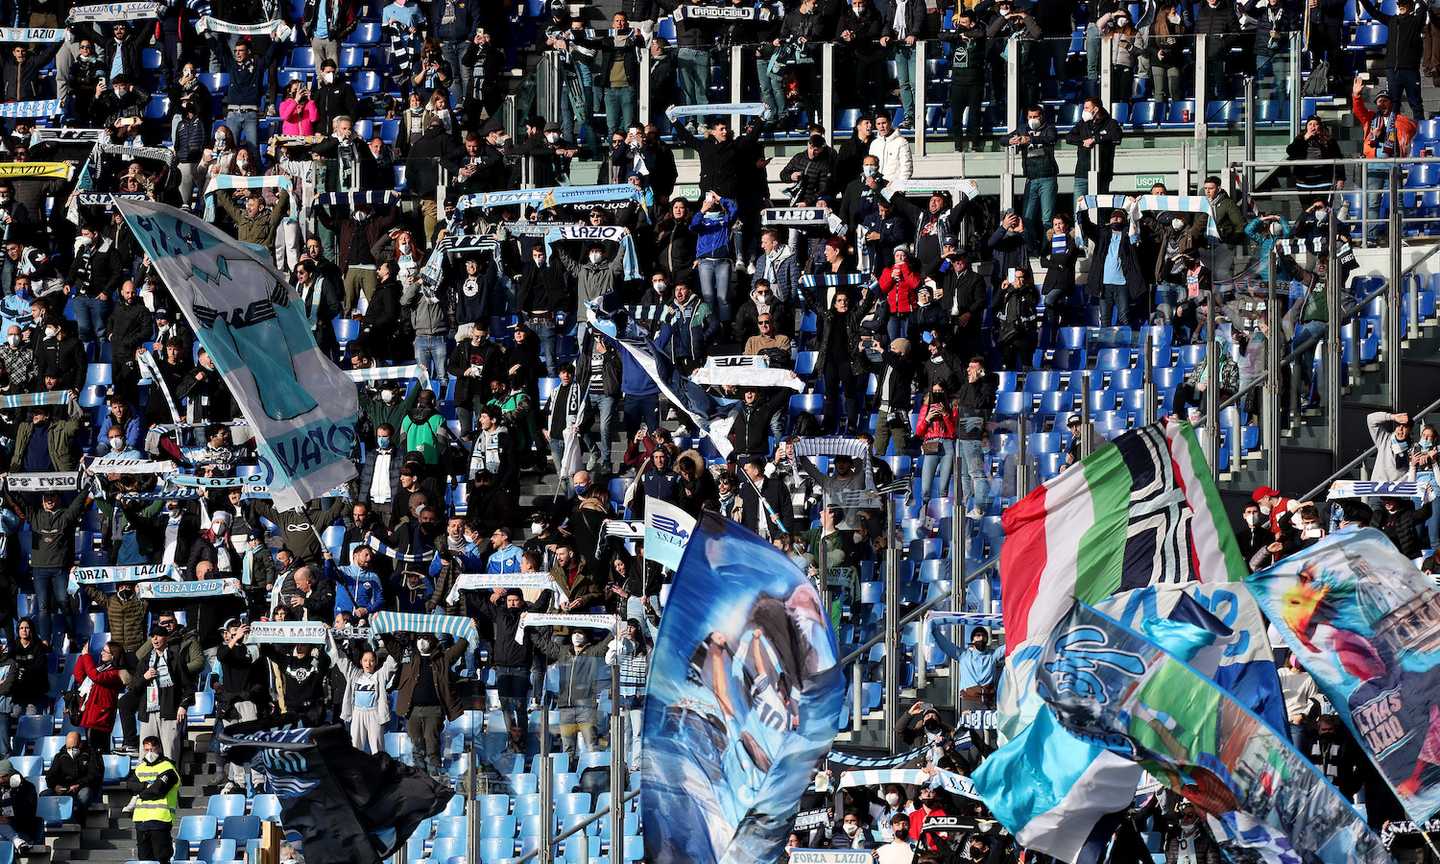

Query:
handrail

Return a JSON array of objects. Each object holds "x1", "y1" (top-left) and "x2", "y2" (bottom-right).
[
  {"x1": 1232, "y1": 156, "x2": 1440, "y2": 168},
  {"x1": 837, "y1": 554, "x2": 1000, "y2": 668},
  {"x1": 1297, "y1": 393, "x2": 1440, "y2": 503}
]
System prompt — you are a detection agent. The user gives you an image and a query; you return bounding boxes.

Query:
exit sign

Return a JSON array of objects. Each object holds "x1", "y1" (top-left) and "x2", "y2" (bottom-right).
[{"x1": 1135, "y1": 175, "x2": 1166, "y2": 189}]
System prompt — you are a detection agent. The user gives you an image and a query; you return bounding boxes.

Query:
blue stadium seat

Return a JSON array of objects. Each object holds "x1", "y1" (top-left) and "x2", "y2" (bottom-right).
[
  {"x1": 1351, "y1": 22, "x2": 1388, "y2": 46},
  {"x1": 352, "y1": 70, "x2": 382, "y2": 95},
  {"x1": 251, "y1": 794, "x2": 281, "y2": 822},
  {"x1": 993, "y1": 391, "x2": 1028, "y2": 417},
  {"x1": 340, "y1": 46, "x2": 368, "y2": 69},
  {"x1": 103, "y1": 754, "x2": 130, "y2": 784},
  {"x1": 430, "y1": 837, "x2": 466, "y2": 861},
  {"x1": 195, "y1": 839, "x2": 236, "y2": 863},
  {"x1": 15, "y1": 715, "x2": 51, "y2": 749},
  {"x1": 435, "y1": 816, "x2": 468, "y2": 838},
  {"x1": 143, "y1": 94, "x2": 170, "y2": 120},
  {"x1": 221, "y1": 815, "x2": 262, "y2": 841},
  {"x1": 287, "y1": 46, "x2": 315, "y2": 70},
  {"x1": 207, "y1": 795, "x2": 246, "y2": 820},
  {"x1": 344, "y1": 22, "x2": 382, "y2": 45},
  {"x1": 480, "y1": 837, "x2": 515, "y2": 864},
  {"x1": 178, "y1": 815, "x2": 219, "y2": 843},
  {"x1": 37, "y1": 795, "x2": 71, "y2": 826}
]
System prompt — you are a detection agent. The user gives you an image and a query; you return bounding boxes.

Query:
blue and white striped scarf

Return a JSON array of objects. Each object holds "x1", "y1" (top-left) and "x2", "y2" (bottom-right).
[
  {"x1": 798, "y1": 273, "x2": 869, "y2": 289},
  {"x1": 369, "y1": 610, "x2": 478, "y2": 645},
  {"x1": 68, "y1": 563, "x2": 176, "y2": 595},
  {"x1": 543, "y1": 225, "x2": 642, "y2": 281},
  {"x1": 137, "y1": 577, "x2": 244, "y2": 599},
  {"x1": 203, "y1": 174, "x2": 293, "y2": 222},
  {"x1": 455, "y1": 183, "x2": 644, "y2": 214},
  {"x1": 0, "y1": 100, "x2": 60, "y2": 119},
  {"x1": 346, "y1": 364, "x2": 430, "y2": 386},
  {"x1": 0, "y1": 390, "x2": 70, "y2": 409},
  {"x1": 365, "y1": 533, "x2": 435, "y2": 563},
  {"x1": 1075, "y1": 194, "x2": 1220, "y2": 240},
  {"x1": 194, "y1": 16, "x2": 294, "y2": 39}
]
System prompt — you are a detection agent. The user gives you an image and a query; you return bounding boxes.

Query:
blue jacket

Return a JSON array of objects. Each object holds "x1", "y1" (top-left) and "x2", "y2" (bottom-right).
[
  {"x1": 333, "y1": 563, "x2": 385, "y2": 616},
  {"x1": 657, "y1": 296, "x2": 718, "y2": 365},
  {"x1": 689, "y1": 197, "x2": 737, "y2": 260},
  {"x1": 615, "y1": 337, "x2": 660, "y2": 398},
  {"x1": 93, "y1": 413, "x2": 143, "y2": 456},
  {"x1": 486, "y1": 544, "x2": 524, "y2": 574}
]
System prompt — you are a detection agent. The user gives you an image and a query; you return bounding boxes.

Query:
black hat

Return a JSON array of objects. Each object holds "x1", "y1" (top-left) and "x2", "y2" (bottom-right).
[{"x1": 110, "y1": 73, "x2": 131, "y2": 85}]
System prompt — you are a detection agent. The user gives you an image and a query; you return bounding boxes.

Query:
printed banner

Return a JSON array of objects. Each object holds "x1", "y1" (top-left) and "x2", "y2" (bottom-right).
[
  {"x1": 245, "y1": 621, "x2": 329, "y2": 644},
  {"x1": 0, "y1": 161, "x2": 68, "y2": 178},
  {"x1": 516, "y1": 612, "x2": 620, "y2": 643},
  {"x1": 0, "y1": 100, "x2": 60, "y2": 119},
  {"x1": 790, "y1": 810, "x2": 831, "y2": 832},
  {"x1": 642, "y1": 513, "x2": 843, "y2": 864},
  {"x1": 1248, "y1": 528, "x2": 1440, "y2": 822},
  {"x1": 0, "y1": 28, "x2": 62, "y2": 41},
  {"x1": 445, "y1": 572, "x2": 567, "y2": 606},
  {"x1": 673, "y1": 4, "x2": 775, "y2": 19},
  {"x1": 1328, "y1": 480, "x2": 1421, "y2": 500},
  {"x1": 194, "y1": 15, "x2": 294, "y2": 39},
  {"x1": 785, "y1": 853, "x2": 869, "y2": 864},
  {"x1": 67, "y1": 1, "x2": 163, "y2": 22},
  {"x1": 836, "y1": 769, "x2": 978, "y2": 799},
  {"x1": 84, "y1": 458, "x2": 176, "y2": 475},
  {"x1": 1382, "y1": 819, "x2": 1440, "y2": 850},
  {"x1": 644, "y1": 498, "x2": 695, "y2": 571},
  {"x1": 1036, "y1": 602, "x2": 1389, "y2": 864},
  {"x1": 601, "y1": 519, "x2": 644, "y2": 540},
  {"x1": 612, "y1": 336, "x2": 734, "y2": 459},
  {"x1": 117, "y1": 199, "x2": 359, "y2": 511},
  {"x1": 68, "y1": 563, "x2": 175, "y2": 595},
  {"x1": 454, "y1": 184, "x2": 643, "y2": 214},
  {"x1": 762, "y1": 208, "x2": 828, "y2": 227},
  {"x1": 5, "y1": 472, "x2": 78, "y2": 491},
  {"x1": 137, "y1": 577, "x2": 244, "y2": 599},
  {"x1": 825, "y1": 745, "x2": 927, "y2": 770},
  {"x1": 543, "y1": 225, "x2": 641, "y2": 281},
  {"x1": 666, "y1": 102, "x2": 769, "y2": 122},
  {"x1": 689, "y1": 361, "x2": 804, "y2": 392}
]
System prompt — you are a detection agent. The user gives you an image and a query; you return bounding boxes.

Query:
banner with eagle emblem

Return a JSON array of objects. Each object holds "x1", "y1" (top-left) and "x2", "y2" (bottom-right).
[{"x1": 115, "y1": 199, "x2": 359, "y2": 511}]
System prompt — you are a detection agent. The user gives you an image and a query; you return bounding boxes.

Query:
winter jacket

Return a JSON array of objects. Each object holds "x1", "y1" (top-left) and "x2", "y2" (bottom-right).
[
  {"x1": 327, "y1": 636, "x2": 397, "y2": 723},
  {"x1": 868, "y1": 129, "x2": 913, "y2": 182},
  {"x1": 657, "y1": 295, "x2": 718, "y2": 366},
  {"x1": 1369, "y1": 411, "x2": 1416, "y2": 484},
  {"x1": 71, "y1": 652, "x2": 128, "y2": 734},
  {"x1": 880, "y1": 261, "x2": 920, "y2": 315},
  {"x1": 85, "y1": 588, "x2": 149, "y2": 654},
  {"x1": 554, "y1": 247, "x2": 627, "y2": 319},
  {"x1": 690, "y1": 197, "x2": 738, "y2": 260},
  {"x1": 994, "y1": 283, "x2": 1041, "y2": 347},
  {"x1": 915, "y1": 400, "x2": 957, "y2": 441},
  {"x1": 535, "y1": 637, "x2": 612, "y2": 709},
  {"x1": 393, "y1": 637, "x2": 469, "y2": 721}
]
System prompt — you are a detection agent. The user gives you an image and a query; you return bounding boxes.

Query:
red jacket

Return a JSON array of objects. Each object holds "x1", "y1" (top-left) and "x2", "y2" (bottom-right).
[
  {"x1": 72, "y1": 652, "x2": 127, "y2": 733},
  {"x1": 915, "y1": 401, "x2": 957, "y2": 440},
  {"x1": 881, "y1": 262, "x2": 920, "y2": 315}
]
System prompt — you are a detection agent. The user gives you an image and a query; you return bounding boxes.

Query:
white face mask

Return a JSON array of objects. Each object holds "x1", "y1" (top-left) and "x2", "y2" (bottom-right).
[
  {"x1": 1027, "y1": 118, "x2": 1041, "y2": 131},
  {"x1": 885, "y1": 793, "x2": 902, "y2": 807},
  {"x1": 862, "y1": 165, "x2": 878, "y2": 178},
  {"x1": 143, "y1": 751, "x2": 160, "y2": 764},
  {"x1": 1171, "y1": 218, "x2": 1184, "y2": 230},
  {"x1": 416, "y1": 638, "x2": 433, "y2": 654},
  {"x1": 1259, "y1": 503, "x2": 1272, "y2": 515},
  {"x1": 44, "y1": 326, "x2": 57, "y2": 339},
  {"x1": 1246, "y1": 512, "x2": 1262, "y2": 526},
  {"x1": 530, "y1": 521, "x2": 545, "y2": 535},
  {"x1": 652, "y1": 281, "x2": 667, "y2": 292},
  {"x1": 545, "y1": 132, "x2": 558, "y2": 143},
  {"x1": 380, "y1": 389, "x2": 395, "y2": 404},
  {"x1": 571, "y1": 634, "x2": 587, "y2": 649},
  {"x1": 323, "y1": 72, "x2": 334, "y2": 83},
  {"x1": 5, "y1": 335, "x2": 16, "y2": 348},
  {"x1": 1082, "y1": 109, "x2": 1095, "y2": 122},
  {"x1": 1168, "y1": 12, "x2": 1181, "y2": 23},
  {"x1": 109, "y1": 437, "x2": 124, "y2": 451},
  {"x1": 588, "y1": 252, "x2": 603, "y2": 264},
  {"x1": 352, "y1": 210, "x2": 370, "y2": 223},
  {"x1": 843, "y1": 823, "x2": 859, "y2": 836}
]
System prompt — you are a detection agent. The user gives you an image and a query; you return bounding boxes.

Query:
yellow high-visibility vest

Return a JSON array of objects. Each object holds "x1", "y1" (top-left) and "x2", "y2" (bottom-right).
[{"x1": 132, "y1": 758, "x2": 179, "y2": 825}]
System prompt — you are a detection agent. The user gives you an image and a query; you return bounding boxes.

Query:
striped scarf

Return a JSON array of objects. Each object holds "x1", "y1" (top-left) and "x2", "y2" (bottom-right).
[
  {"x1": 369, "y1": 610, "x2": 477, "y2": 645},
  {"x1": 0, "y1": 390, "x2": 70, "y2": 409},
  {"x1": 384, "y1": 22, "x2": 418, "y2": 83},
  {"x1": 345, "y1": 364, "x2": 431, "y2": 386},
  {"x1": 317, "y1": 191, "x2": 399, "y2": 208},
  {"x1": 203, "y1": 174, "x2": 293, "y2": 222},
  {"x1": 194, "y1": 16, "x2": 294, "y2": 39},
  {"x1": 365, "y1": 532, "x2": 435, "y2": 563},
  {"x1": 67, "y1": 1, "x2": 163, "y2": 22}
]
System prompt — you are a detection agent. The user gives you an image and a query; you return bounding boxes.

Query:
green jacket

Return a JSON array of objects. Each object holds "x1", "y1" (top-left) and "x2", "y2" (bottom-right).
[
  {"x1": 216, "y1": 190, "x2": 291, "y2": 250},
  {"x1": 359, "y1": 383, "x2": 421, "y2": 440},
  {"x1": 9, "y1": 399, "x2": 82, "y2": 472}
]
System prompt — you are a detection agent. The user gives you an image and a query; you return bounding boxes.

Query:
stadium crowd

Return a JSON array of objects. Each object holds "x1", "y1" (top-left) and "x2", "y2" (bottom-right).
[{"x1": 0, "y1": 0, "x2": 1428, "y2": 861}]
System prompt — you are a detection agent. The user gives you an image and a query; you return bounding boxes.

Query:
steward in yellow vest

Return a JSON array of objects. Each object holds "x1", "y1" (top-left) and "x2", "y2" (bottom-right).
[{"x1": 129, "y1": 736, "x2": 180, "y2": 864}]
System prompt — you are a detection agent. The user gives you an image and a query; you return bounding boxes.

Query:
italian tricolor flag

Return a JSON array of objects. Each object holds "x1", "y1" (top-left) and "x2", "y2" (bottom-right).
[{"x1": 1000, "y1": 420, "x2": 1249, "y2": 654}]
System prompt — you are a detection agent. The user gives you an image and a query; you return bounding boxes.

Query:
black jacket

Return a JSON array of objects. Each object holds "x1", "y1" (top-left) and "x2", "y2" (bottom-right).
[
  {"x1": 1359, "y1": 0, "x2": 1425, "y2": 70},
  {"x1": 1065, "y1": 112, "x2": 1124, "y2": 183},
  {"x1": 46, "y1": 745, "x2": 102, "y2": 793},
  {"x1": 516, "y1": 260, "x2": 574, "y2": 317},
  {"x1": 670, "y1": 125, "x2": 760, "y2": 200},
  {"x1": 1083, "y1": 222, "x2": 1148, "y2": 301}
]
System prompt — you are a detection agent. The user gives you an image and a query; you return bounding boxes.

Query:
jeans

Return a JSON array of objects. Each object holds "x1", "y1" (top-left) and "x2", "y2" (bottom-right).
[
  {"x1": 1098, "y1": 281, "x2": 1130, "y2": 328},
  {"x1": 956, "y1": 438, "x2": 988, "y2": 513},
  {"x1": 407, "y1": 705, "x2": 444, "y2": 774},
  {"x1": 1021, "y1": 177, "x2": 1057, "y2": 255},
  {"x1": 32, "y1": 566, "x2": 68, "y2": 647},
  {"x1": 892, "y1": 44, "x2": 916, "y2": 124},
  {"x1": 493, "y1": 665, "x2": 531, "y2": 747},
  {"x1": 758, "y1": 57, "x2": 785, "y2": 120},
  {"x1": 603, "y1": 86, "x2": 636, "y2": 136},
  {"x1": 696, "y1": 257, "x2": 734, "y2": 321},
  {"x1": 1155, "y1": 282, "x2": 1184, "y2": 325},
  {"x1": 622, "y1": 393, "x2": 659, "y2": 438},
  {"x1": 919, "y1": 439, "x2": 954, "y2": 501},
  {"x1": 675, "y1": 48, "x2": 710, "y2": 108},
  {"x1": 560, "y1": 65, "x2": 594, "y2": 149},
  {"x1": 413, "y1": 335, "x2": 448, "y2": 385},
  {"x1": 533, "y1": 318, "x2": 558, "y2": 374},
  {"x1": 72, "y1": 294, "x2": 111, "y2": 352},
  {"x1": 1366, "y1": 168, "x2": 1392, "y2": 239},
  {"x1": 586, "y1": 393, "x2": 617, "y2": 471},
  {"x1": 1418, "y1": 471, "x2": 1440, "y2": 547},
  {"x1": 226, "y1": 108, "x2": 258, "y2": 148},
  {"x1": 1390, "y1": 66, "x2": 1424, "y2": 118},
  {"x1": 442, "y1": 41, "x2": 465, "y2": 107},
  {"x1": 1292, "y1": 320, "x2": 1326, "y2": 405},
  {"x1": 1073, "y1": 175, "x2": 1089, "y2": 200}
]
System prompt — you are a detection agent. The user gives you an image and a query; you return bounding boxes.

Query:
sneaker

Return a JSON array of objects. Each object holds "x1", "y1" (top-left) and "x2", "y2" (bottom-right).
[
  {"x1": 898, "y1": 117, "x2": 913, "y2": 130},
  {"x1": 220, "y1": 781, "x2": 239, "y2": 795},
  {"x1": 966, "y1": 508, "x2": 983, "y2": 519}
]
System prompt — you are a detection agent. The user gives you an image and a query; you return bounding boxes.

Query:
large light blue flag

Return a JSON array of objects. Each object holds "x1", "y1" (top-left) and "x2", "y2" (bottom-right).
[
  {"x1": 641, "y1": 513, "x2": 843, "y2": 864},
  {"x1": 116, "y1": 199, "x2": 358, "y2": 510}
]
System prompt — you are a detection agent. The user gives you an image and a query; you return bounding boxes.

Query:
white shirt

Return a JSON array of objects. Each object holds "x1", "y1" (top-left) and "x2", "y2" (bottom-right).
[{"x1": 876, "y1": 841, "x2": 915, "y2": 864}]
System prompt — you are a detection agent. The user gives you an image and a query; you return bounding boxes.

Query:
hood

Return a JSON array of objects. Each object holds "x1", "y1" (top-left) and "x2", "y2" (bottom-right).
[{"x1": 675, "y1": 448, "x2": 705, "y2": 478}]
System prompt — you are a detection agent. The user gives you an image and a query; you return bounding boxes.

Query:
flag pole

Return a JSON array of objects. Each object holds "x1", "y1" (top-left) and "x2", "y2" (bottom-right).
[
  {"x1": 609, "y1": 628, "x2": 625, "y2": 864},
  {"x1": 1419, "y1": 827, "x2": 1440, "y2": 862}
]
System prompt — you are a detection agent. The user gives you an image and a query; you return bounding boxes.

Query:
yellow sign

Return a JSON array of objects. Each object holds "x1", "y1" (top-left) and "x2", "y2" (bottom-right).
[{"x1": 0, "y1": 162, "x2": 70, "y2": 180}]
